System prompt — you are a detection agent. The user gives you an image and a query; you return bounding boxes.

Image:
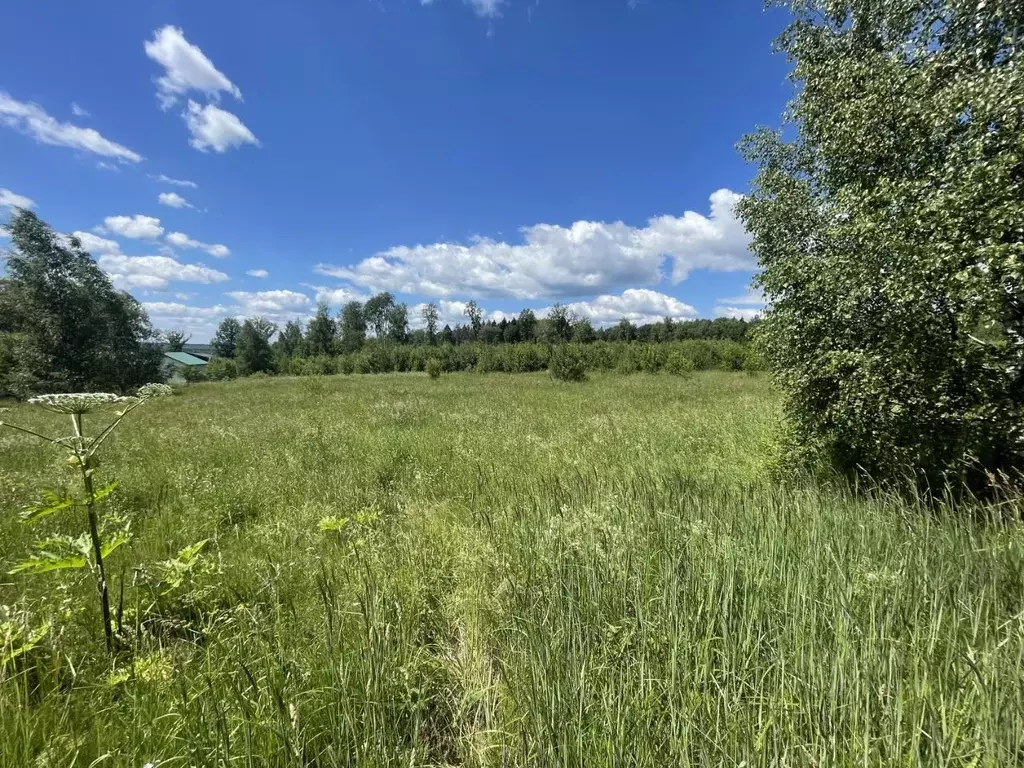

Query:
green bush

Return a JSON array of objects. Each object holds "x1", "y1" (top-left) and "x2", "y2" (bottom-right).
[
  {"x1": 181, "y1": 365, "x2": 208, "y2": 384},
  {"x1": 665, "y1": 352, "x2": 695, "y2": 377},
  {"x1": 549, "y1": 345, "x2": 587, "y2": 382},
  {"x1": 679, "y1": 340, "x2": 719, "y2": 371},
  {"x1": 206, "y1": 357, "x2": 238, "y2": 381},
  {"x1": 426, "y1": 358, "x2": 442, "y2": 379},
  {"x1": 337, "y1": 355, "x2": 355, "y2": 375}
]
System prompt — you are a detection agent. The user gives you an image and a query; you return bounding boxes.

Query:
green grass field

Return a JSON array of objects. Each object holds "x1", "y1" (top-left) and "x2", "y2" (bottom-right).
[{"x1": 2, "y1": 373, "x2": 1023, "y2": 766}]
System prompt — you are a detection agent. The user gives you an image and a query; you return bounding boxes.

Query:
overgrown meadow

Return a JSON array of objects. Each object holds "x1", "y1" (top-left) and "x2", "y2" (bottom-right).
[{"x1": 2, "y1": 373, "x2": 1023, "y2": 766}]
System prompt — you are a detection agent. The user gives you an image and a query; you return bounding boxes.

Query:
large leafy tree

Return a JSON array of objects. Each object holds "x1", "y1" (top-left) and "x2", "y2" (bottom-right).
[
  {"x1": 464, "y1": 300, "x2": 483, "y2": 339},
  {"x1": 739, "y1": 0, "x2": 1024, "y2": 489},
  {"x1": 0, "y1": 209, "x2": 163, "y2": 396},
  {"x1": 543, "y1": 304, "x2": 573, "y2": 344},
  {"x1": 304, "y1": 302, "x2": 337, "y2": 356},
  {"x1": 211, "y1": 318, "x2": 242, "y2": 358},
  {"x1": 275, "y1": 320, "x2": 304, "y2": 358},
  {"x1": 235, "y1": 318, "x2": 275, "y2": 375},
  {"x1": 363, "y1": 292, "x2": 395, "y2": 338},
  {"x1": 339, "y1": 301, "x2": 367, "y2": 352},
  {"x1": 421, "y1": 302, "x2": 439, "y2": 345},
  {"x1": 517, "y1": 309, "x2": 538, "y2": 342},
  {"x1": 386, "y1": 303, "x2": 409, "y2": 344},
  {"x1": 164, "y1": 330, "x2": 191, "y2": 352}
]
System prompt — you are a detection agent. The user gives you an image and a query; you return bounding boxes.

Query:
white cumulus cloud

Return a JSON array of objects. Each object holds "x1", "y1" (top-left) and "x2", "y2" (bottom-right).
[
  {"x1": 144, "y1": 25, "x2": 242, "y2": 109},
  {"x1": 144, "y1": 301, "x2": 229, "y2": 319},
  {"x1": 71, "y1": 231, "x2": 121, "y2": 254},
  {"x1": 0, "y1": 92, "x2": 142, "y2": 163},
  {"x1": 713, "y1": 289, "x2": 765, "y2": 320},
  {"x1": 246, "y1": 269, "x2": 269, "y2": 278},
  {"x1": 151, "y1": 173, "x2": 198, "y2": 188},
  {"x1": 166, "y1": 230, "x2": 230, "y2": 258},
  {"x1": 143, "y1": 301, "x2": 231, "y2": 340},
  {"x1": 184, "y1": 101, "x2": 259, "y2": 153},
  {"x1": 71, "y1": 102, "x2": 90, "y2": 118},
  {"x1": 316, "y1": 189, "x2": 751, "y2": 300},
  {"x1": 556, "y1": 289, "x2": 698, "y2": 327},
  {"x1": 308, "y1": 284, "x2": 368, "y2": 307},
  {"x1": 226, "y1": 290, "x2": 311, "y2": 315},
  {"x1": 104, "y1": 215, "x2": 164, "y2": 240},
  {"x1": 158, "y1": 192, "x2": 192, "y2": 209},
  {"x1": 98, "y1": 253, "x2": 229, "y2": 291},
  {"x1": 0, "y1": 188, "x2": 35, "y2": 209}
]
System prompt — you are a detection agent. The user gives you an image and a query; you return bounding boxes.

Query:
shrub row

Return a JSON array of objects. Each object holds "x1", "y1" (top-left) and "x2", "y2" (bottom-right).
[{"x1": 194, "y1": 340, "x2": 759, "y2": 381}]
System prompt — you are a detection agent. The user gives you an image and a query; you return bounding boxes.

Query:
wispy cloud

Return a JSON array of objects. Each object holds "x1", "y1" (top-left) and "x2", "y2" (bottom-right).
[
  {"x1": 166, "y1": 230, "x2": 230, "y2": 258},
  {"x1": 0, "y1": 188, "x2": 35, "y2": 209},
  {"x1": 0, "y1": 92, "x2": 142, "y2": 163},
  {"x1": 151, "y1": 173, "x2": 198, "y2": 189}
]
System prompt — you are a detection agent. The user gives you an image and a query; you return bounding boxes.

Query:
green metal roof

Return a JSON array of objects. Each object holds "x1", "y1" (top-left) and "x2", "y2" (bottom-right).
[{"x1": 164, "y1": 351, "x2": 208, "y2": 366}]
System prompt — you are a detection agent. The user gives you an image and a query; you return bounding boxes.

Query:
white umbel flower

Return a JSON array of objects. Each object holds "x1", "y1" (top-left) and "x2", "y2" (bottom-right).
[
  {"x1": 26, "y1": 393, "x2": 137, "y2": 415},
  {"x1": 137, "y1": 383, "x2": 173, "y2": 400}
]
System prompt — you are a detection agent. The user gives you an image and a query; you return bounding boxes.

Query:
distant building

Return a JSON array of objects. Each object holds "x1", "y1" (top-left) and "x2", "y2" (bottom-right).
[
  {"x1": 162, "y1": 351, "x2": 208, "y2": 383},
  {"x1": 182, "y1": 343, "x2": 215, "y2": 361}
]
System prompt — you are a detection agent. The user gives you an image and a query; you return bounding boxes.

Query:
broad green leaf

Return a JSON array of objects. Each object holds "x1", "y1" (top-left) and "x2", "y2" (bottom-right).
[
  {"x1": 91, "y1": 481, "x2": 120, "y2": 504},
  {"x1": 20, "y1": 490, "x2": 76, "y2": 522},
  {"x1": 9, "y1": 555, "x2": 87, "y2": 574},
  {"x1": 176, "y1": 539, "x2": 208, "y2": 564}
]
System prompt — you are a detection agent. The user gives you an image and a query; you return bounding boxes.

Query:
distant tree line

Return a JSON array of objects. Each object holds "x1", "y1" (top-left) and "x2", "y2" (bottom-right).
[
  {"x1": 193, "y1": 337, "x2": 756, "y2": 381},
  {"x1": 193, "y1": 293, "x2": 757, "y2": 379},
  {"x1": 200, "y1": 294, "x2": 754, "y2": 370}
]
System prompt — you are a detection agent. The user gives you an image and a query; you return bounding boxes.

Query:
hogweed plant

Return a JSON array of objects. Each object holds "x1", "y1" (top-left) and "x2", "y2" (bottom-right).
[{"x1": 0, "y1": 384, "x2": 173, "y2": 653}]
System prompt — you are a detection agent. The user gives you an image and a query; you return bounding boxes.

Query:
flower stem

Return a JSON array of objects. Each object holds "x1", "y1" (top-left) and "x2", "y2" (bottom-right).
[{"x1": 74, "y1": 413, "x2": 113, "y2": 655}]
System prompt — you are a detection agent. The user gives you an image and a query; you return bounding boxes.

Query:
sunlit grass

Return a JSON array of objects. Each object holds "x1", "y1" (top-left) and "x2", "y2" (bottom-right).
[{"x1": 1, "y1": 372, "x2": 1022, "y2": 766}]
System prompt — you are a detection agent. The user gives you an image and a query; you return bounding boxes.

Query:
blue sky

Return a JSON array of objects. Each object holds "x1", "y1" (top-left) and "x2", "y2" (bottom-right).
[{"x1": 0, "y1": 0, "x2": 791, "y2": 341}]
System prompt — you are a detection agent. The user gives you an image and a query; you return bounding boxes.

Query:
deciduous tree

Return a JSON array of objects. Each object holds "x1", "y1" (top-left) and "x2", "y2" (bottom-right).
[
  {"x1": 340, "y1": 301, "x2": 367, "y2": 352},
  {"x1": 211, "y1": 318, "x2": 241, "y2": 359},
  {"x1": 0, "y1": 209, "x2": 163, "y2": 396},
  {"x1": 738, "y1": 0, "x2": 1024, "y2": 490}
]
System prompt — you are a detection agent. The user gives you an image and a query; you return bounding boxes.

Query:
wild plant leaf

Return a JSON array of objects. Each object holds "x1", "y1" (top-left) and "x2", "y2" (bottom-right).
[
  {"x1": 157, "y1": 539, "x2": 209, "y2": 594},
  {"x1": 0, "y1": 620, "x2": 50, "y2": 666},
  {"x1": 101, "y1": 535, "x2": 130, "y2": 560},
  {"x1": 176, "y1": 539, "x2": 208, "y2": 565},
  {"x1": 9, "y1": 554, "x2": 87, "y2": 574},
  {"x1": 319, "y1": 516, "x2": 350, "y2": 532},
  {"x1": 20, "y1": 490, "x2": 76, "y2": 522},
  {"x1": 92, "y1": 481, "x2": 120, "y2": 504}
]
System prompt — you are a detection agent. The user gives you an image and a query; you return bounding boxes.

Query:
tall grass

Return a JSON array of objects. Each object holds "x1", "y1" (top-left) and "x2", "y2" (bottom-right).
[{"x1": 1, "y1": 373, "x2": 1022, "y2": 766}]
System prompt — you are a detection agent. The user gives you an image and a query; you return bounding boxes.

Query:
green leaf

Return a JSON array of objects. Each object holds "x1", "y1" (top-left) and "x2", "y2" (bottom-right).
[
  {"x1": 1, "y1": 620, "x2": 50, "y2": 666},
  {"x1": 318, "y1": 516, "x2": 350, "y2": 532},
  {"x1": 91, "y1": 481, "x2": 120, "y2": 504},
  {"x1": 101, "y1": 535, "x2": 129, "y2": 560},
  {"x1": 176, "y1": 539, "x2": 209, "y2": 565},
  {"x1": 9, "y1": 554, "x2": 87, "y2": 574},
  {"x1": 20, "y1": 490, "x2": 76, "y2": 522}
]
